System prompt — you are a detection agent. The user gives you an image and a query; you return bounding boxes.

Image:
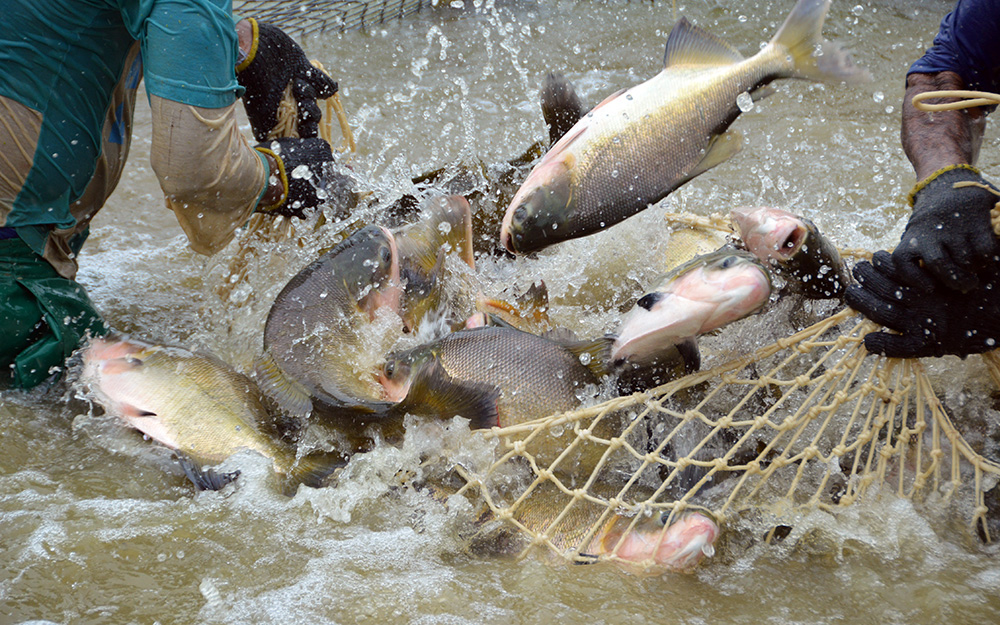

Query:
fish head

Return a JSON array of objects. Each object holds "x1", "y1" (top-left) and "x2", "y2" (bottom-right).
[
  {"x1": 81, "y1": 337, "x2": 184, "y2": 448},
  {"x1": 376, "y1": 349, "x2": 422, "y2": 402},
  {"x1": 349, "y1": 225, "x2": 402, "y2": 318},
  {"x1": 605, "y1": 511, "x2": 719, "y2": 572},
  {"x1": 731, "y1": 206, "x2": 846, "y2": 298},
  {"x1": 500, "y1": 155, "x2": 574, "y2": 254},
  {"x1": 731, "y1": 206, "x2": 811, "y2": 263},
  {"x1": 612, "y1": 249, "x2": 771, "y2": 363}
]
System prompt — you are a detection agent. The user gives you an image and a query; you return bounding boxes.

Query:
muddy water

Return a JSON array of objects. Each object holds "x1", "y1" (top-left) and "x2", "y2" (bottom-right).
[{"x1": 3, "y1": 1, "x2": 1000, "y2": 623}]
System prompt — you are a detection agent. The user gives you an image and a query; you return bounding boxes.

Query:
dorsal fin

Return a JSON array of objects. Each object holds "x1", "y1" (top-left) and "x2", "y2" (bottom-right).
[{"x1": 664, "y1": 17, "x2": 744, "y2": 68}]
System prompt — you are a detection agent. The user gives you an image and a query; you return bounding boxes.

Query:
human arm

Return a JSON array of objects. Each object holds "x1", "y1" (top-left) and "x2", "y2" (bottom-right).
[{"x1": 889, "y1": 69, "x2": 998, "y2": 292}]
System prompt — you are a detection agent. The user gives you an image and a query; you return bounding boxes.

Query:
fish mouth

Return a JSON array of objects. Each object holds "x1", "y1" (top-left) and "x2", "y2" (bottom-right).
[
  {"x1": 731, "y1": 206, "x2": 808, "y2": 263},
  {"x1": 608, "y1": 511, "x2": 719, "y2": 571},
  {"x1": 500, "y1": 158, "x2": 573, "y2": 254}
]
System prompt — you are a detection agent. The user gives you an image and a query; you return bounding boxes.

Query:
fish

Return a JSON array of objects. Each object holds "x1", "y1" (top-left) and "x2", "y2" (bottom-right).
[
  {"x1": 500, "y1": 0, "x2": 869, "y2": 254},
  {"x1": 256, "y1": 225, "x2": 403, "y2": 419},
  {"x1": 377, "y1": 325, "x2": 611, "y2": 429},
  {"x1": 394, "y1": 194, "x2": 476, "y2": 329},
  {"x1": 445, "y1": 481, "x2": 719, "y2": 572},
  {"x1": 730, "y1": 206, "x2": 848, "y2": 299},
  {"x1": 81, "y1": 337, "x2": 344, "y2": 492},
  {"x1": 612, "y1": 248, "x2": 772, "y2": 371}
]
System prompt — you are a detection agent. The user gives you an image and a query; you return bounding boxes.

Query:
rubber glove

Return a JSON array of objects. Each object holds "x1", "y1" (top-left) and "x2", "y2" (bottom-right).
[
  {"x1": 237, "y1": 18, "x2": 338, "y2": 141},
  {"x1": 844, "y1": 250, "x2": 1000, "y2": 358},
  {"x1": 255, "y1": 137, "x2": 338, "y2": 218},
  {"x1": 893, "y1": 166, "x2": 999, "y2": 292}
]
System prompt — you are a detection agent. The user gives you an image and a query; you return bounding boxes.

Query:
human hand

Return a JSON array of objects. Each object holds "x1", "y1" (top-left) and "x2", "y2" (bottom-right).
[
  {"x1": 254, "y1": 137, "x2": 340, "y2": 218},
  {"x1": 893, "y1": 166, "x2": 999, "y2": 292},
  {"x1": 844, "y1": 250, "x2": 1000, "y2": 358},
  {"x1": 237, "y1": 19, "x2": 338, "y2": 141}
]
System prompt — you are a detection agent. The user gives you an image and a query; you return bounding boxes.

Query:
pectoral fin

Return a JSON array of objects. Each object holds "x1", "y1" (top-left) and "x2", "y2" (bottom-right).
[
  {"x1": 397, "y1": 359, "x2": 501, "y2": 429},
  {"x1": 675, "y1": 130, "x2": 743, "y2": 188},
  {"x1": 176, "y1": 454, "x2": 240, "y2": 491}
]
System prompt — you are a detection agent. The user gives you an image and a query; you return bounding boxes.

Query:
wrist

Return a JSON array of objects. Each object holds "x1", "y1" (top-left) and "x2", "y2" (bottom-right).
[
  {"x1": 236, "y1": 18, "x2": 258, "y2": 73},
  {"x1": 255, "y1": 147, "x2": 287, "y2": 211},
  {"x1": 907, "y1": 164, "x2": 982, "y2": 207}
]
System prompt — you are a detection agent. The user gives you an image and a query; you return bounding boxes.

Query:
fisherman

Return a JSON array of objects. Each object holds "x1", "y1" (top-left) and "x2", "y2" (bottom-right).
[
  {"x1": 845, "y1": 0, "x2": 1000, "y2": 358},
  {"x1": 0, "y1": 2, "x2": 342, "y2": 389}
]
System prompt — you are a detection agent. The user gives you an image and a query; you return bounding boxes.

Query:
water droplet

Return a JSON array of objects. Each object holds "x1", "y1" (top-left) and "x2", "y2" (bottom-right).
[
  {"x1": 872, "y1": 91, "x2": 884, "y2": 103},
  {"x1": 438, "y1": 221, "x2": 452, "y2": 234},
  {"x1": 736, "y1": 92, "x2": 754, "y2": 112},
  {"x1": 579, "y1": 352, "x2": 592, "y2": 365}
]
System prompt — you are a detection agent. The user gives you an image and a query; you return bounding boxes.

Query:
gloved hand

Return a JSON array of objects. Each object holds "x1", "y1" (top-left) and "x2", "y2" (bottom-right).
[
  {"x1": 893, "y1": 166, "x2": 999, "y2": 292},
  {"x1": 844, "y1": 250, "x2": 1000, "y2": 358},
  {"x1": 255, "y1": 137, "x2": 336, "y2": 218},
  {"x1": 237, "y1": 18, "x2": 338, "y2": 141}
]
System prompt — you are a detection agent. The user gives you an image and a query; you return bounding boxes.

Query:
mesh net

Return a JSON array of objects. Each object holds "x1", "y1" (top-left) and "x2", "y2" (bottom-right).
[
  {"x1": 445, "y1": 214, "x2": 1000, "y2": 572},
  {"x1": 234, "y1": 0, "x2": 433, "y2": 35}
]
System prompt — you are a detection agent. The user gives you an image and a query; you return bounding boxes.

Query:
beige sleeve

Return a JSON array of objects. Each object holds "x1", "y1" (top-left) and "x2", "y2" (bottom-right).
[{"x1": 150, "y1": 95, "x2": 267, "y2": 255}]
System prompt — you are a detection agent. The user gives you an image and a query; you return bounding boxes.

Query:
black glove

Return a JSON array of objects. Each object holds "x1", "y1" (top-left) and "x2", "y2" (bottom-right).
[
  {"x1": 237, "y1": 18, "x2": 338, "y2": 141},
  {"x1": 255, "y1": 137, "x2": 337, "y2": 218},
  {"x1": 844, "y1": 250, "x2": 1000, "y2": 358},
  {"x1": 893, "y1": 166, "x2": 999, "y2": 292}
]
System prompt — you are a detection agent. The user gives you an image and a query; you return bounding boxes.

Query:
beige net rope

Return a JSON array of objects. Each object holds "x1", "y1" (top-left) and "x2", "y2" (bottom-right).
[{"x1": 445, "y1": 214, "x2": 1000, "y2": 572}]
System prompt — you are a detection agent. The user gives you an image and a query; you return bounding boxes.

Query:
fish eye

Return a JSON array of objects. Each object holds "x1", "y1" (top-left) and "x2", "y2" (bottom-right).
[
  {"x1": 380, "y1": 246, "x2": 392, "y2": 266},
  {"x1": 512, "y1": 206, "x2": 527, "y2": 226},
  {"x1": 720, "y1": 255, "x2": 739, "y2": 269},
  {"x1": 383, "y1": 361, "x2": 395, "y2": 378},
  {"x1": 126, "y1": 356, "x2": 143, "y2": 366}
]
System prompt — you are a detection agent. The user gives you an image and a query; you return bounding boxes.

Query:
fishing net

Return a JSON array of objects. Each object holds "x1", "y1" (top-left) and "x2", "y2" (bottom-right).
[
  {"x1": 234, "y1": 0, "x2": 433, "y2": 35},
  {"x1": 446, "y1": 211, "x2": 1000, "y2": 572}
]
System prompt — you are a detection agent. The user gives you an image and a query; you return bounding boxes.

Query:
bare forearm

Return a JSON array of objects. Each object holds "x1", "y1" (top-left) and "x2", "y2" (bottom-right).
[{"x1": 901, "y1": 71, "x2": 986, "y2": 182}]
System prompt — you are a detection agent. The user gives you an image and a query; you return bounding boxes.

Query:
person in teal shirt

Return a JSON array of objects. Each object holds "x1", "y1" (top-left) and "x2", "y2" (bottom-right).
[{"x1": 0, "y1": 1, "x2": 342, "y2": 388}]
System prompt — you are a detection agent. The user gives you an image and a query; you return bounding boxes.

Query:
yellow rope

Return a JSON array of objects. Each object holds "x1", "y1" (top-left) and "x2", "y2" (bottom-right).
[{"x1": 911, "y1": 89, "x2": 1000, "y2": 112}]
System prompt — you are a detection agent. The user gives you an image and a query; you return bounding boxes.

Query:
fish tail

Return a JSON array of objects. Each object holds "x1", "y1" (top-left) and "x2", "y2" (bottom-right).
[
  {"x1": 284, "y1": 449, "x2": 349, "y2": 492},
  {"x1": 770, "y1": 0, "x2": 870, "y2": 84}
]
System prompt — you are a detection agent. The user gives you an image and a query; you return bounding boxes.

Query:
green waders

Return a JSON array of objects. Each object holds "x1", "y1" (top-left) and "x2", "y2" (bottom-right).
[{"x1": 0, "y1": 237, "x2": 107, "y2": 389}]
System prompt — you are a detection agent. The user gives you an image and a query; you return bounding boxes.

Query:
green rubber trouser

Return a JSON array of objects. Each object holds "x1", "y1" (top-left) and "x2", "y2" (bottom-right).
[{"x1": 0, "y1": 237, "x2": 107, "y2": 389}]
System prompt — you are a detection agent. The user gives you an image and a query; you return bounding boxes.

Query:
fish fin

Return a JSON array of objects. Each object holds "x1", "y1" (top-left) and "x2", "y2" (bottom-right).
[
  {"x1": 483, "y1": 313, "x2": 520, "y2": 331},
  {"x1": 284, "y1": 450, "x2": 349, "y2": 492},
  {"x1": 254, "y1": 351, "x2": 314, "y2": 418},
  {"x1": 676, "y1": 337, "x2": 701, "y2": 373},
  {"x1": 397, "y1": 359, "x2": 501, "y2": 429},
  {"x1": 769, "y1": 0, "x2": 870, "y2": 84},
  {"x1": 676, "y1": 130, "x2": 742, "y2": 186},
  {"x1": 663, "y1": 17, "x2": 744, "y2": 68},
  {"x1": 560, "y1": 335, "x2": 616, "y2": 379},
  {"x1": 541, "y1": 72, "x2": 587, "y2": 146},
  {"x1": 396, "y1": 195, "x2": 475, "y2": 271},
  {"x1": 176, "y1": 454, "x2": 240, "y2": 491}
]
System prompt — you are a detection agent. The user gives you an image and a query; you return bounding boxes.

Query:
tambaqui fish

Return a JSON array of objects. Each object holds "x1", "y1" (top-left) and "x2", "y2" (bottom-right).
[
  {"x1": 81, "y1": 337, "x2": 343, "y2": 492},
  {"x1": 500, "y1": 0, "x2": 869, "y2": 254}
]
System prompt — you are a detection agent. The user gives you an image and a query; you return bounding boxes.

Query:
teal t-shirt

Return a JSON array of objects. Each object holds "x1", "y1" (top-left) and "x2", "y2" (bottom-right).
[{"x1": 0, "y1": 0, "x2": 243, "y2": 232}]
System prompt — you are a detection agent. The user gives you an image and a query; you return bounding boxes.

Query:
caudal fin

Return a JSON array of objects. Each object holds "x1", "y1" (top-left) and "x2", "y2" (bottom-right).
[{"x1": 771, "y1": 0, "x2": 870, "y2": 84}]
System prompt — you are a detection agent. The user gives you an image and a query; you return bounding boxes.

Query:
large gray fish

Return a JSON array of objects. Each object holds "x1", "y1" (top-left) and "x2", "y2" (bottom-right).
[
  {"x1": 730, "y1": 205, "x2": 848, "y2": 299},
  {"x1": 377, "y1": 325, "x2": 609, "y2": 429},
  {"x1": 500, "y1": 0, "x2": 869, "y2": 254},
  {"x1": 81, "y1": 338, "x2": 344, "y2": 492},
  {"x1": 257, "y1": 225, "x2": 403, "y2": 418}
]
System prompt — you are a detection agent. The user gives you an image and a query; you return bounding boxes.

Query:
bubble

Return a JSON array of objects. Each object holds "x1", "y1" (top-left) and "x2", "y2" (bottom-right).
[
  {"x1": 872, "y1": 91, "x2": 884, "y2": 103},
  {"x1": 737, "y1": 92, "x2": 754, "y2": 112}
]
